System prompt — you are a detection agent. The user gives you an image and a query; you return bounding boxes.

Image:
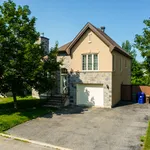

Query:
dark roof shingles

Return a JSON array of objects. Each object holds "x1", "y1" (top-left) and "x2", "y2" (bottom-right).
[
  {"x1": 96, "y1": 28, "x2": 131, "y2": 57},
  {"x1": 59, "y1": 42, "x2": 71, "y2": 51}
]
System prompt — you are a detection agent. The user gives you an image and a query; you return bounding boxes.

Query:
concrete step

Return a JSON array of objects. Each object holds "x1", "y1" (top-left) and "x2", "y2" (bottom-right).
[{"x1": 43, "y1": 95, "x2": 68, "y2": 108}]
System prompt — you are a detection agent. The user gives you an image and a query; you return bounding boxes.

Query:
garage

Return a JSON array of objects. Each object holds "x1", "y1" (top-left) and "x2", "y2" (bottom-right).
[{"x1": 76, "y1": 84, "x2": 104, "y2": 107}]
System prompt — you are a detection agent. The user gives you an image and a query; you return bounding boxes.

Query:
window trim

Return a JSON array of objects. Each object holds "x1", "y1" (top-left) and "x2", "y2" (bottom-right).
[{"x1": 82, "y1": 53, "x2": 99, "y2": 71}]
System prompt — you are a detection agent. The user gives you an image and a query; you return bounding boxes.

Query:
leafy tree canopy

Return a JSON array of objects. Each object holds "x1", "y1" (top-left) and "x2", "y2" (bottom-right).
[
  {"x1": 122, "y1": 40, "x2": 146, "y2": 85},
  {"x1": 0, "y1": 0, "x2": 61, "y2": 108},
  {"x1": 135, "y1": 18, "x2": 150, "y2": 73},
  {"x1": 122, "y1": 40, "x2": 136, "y2": 59}
]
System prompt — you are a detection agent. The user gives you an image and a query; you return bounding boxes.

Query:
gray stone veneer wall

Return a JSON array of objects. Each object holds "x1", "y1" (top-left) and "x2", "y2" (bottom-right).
[
  {"x1": 57, "y1": 55, "x2": 71, "y2": 70},
  {"x1": 40, "y1": 36, "x2": 49, "y2": 54},
  {"x1": 56, "y1": 56, "x2": 112, "y2": 107},
  {"x1": 68, "y1": 72, "x2": 112, "y2": 108},
  {"x1": 56, "y1": 55, "x2": 71, "y2": 95}
]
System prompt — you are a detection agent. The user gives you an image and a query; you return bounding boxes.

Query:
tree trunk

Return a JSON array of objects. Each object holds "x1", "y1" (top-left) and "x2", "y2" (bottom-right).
[{"x1": 12, "y1": 92, "x2": 17, "y2": 109}]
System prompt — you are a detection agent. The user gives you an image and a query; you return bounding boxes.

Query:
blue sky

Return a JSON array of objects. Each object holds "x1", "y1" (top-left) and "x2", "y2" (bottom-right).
[{"x1": 1, "y1": 0, "x2": 150, "y2": 61}]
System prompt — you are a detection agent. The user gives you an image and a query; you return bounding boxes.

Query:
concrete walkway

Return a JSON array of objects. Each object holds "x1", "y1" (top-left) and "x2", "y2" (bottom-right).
[
  {"x1": 6, "y1": 103, "x2": 150, "y2": 150},
  {"x1": 0, "y1": 136, "x2": 54, "y2": 150}
]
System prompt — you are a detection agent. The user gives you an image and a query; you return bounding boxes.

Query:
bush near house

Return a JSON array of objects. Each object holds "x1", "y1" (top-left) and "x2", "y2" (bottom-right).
[{"x1": 0, "y1": 96, "x2": 56, "y2": 132}]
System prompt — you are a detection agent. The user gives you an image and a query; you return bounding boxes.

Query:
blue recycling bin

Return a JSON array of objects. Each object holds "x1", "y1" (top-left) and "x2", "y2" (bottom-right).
[{"x1": 137, "y1": 92, "x2": 145, "y2": 104}]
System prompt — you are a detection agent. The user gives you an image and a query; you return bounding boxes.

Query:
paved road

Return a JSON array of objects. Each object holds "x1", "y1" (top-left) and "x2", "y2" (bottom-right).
[
  {"x1": 0, "y1": 136, "x2": 54, "y2": 150},
  {"x1": 7, "y1": 102, "x2": 150, "y2": 150}
]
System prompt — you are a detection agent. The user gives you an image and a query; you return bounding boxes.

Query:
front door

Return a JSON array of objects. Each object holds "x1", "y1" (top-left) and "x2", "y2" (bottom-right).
[{"x1": 60, "y1": 75, "x2": 68, "y2": 94}]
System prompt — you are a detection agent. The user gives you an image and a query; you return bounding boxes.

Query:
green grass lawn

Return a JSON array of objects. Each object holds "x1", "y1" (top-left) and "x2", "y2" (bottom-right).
[
  {"x1": 142, "y1": 122, "x2": 150, "y2": 150},
  {"x1": 0, "y1": 96, "x2": 56, "y2": 132}
]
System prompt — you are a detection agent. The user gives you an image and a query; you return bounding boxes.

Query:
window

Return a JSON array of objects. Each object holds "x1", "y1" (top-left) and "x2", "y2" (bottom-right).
[
  {"x1": 82, "y1": 54, "x2": 98, "y2": 70},
  {"x1": 88, "y1": 54, "x2": 92, "y2": 70},
  {"x1": 112, "y1": 54, "x2": 115, "y2": 71},
  {"x1": 93, "y1": 54, "x2": 98, "y2": 70},
  {"x1": 125, "y1": 59, "x2": 127, "y2": 68},
  {"x1": 61, "y1": 68, "x2": 68, "y2": 74},
  {"x1": 120, "y1": 57, "x2": 122, "y2": 71},
  {"x1": 82, "y1": 55, "x2": 87, "y2": 70}
]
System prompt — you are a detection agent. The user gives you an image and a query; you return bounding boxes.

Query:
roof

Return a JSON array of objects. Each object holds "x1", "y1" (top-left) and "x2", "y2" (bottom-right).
[
  {"x1": 59, "y1": 42, "x2": 71, "y2": 52},
  {"x1": 58, "y1": 22, "x2": 132, "y2": 59},
  {"x1": 40, "y1": 36, "x2": 49, "y2": 40}
]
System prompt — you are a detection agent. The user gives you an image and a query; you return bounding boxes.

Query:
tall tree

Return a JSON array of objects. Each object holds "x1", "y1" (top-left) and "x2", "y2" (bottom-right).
[
  {"x1": 135, "y1": 18, "x2": 150, "y2": 75},
  {"x1": 122, "y1": 40, "x2": 145, "y2": 85},
  {"x1": 33, "y1": 42, "x2": 62, "y2": 95},
  {"x1": 122, "y1": 40, "x2": 132, "y2": 54},
  {"x1": 0, "y1": 0, "x2": 61, "y2": 108},
  {"x1": 122, "y1": 40, "x2": 136, "y2": 58}
]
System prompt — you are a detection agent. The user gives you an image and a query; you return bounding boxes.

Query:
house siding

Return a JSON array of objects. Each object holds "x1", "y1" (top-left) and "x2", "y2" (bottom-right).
[
  {"x1": 57, "y1": 54, "x2": 71, "y2": 71},
  {"x1": 57, "y1": 28, "x2": 113, "y2": 107},
  {"x1": 58, "y1": 29, "x2": 112, "y2": 72},
  {"x1": 57, "y1": 27, "x2": 131, "y2": 108},
  {"x1": 112, "y1": 51, "x2": 131, "y2": 106},
  {"x1": 68, "y1": 72, "x2": 112, "y2": 108}
]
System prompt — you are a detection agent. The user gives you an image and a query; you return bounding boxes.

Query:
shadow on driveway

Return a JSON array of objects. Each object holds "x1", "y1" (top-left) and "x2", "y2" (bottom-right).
[
  {"x1": 43, "y1": 105, "x2": 91, "y2": 118},
  {"x1": 114, "y1": 101, "x2": 136, "y2": 108}
]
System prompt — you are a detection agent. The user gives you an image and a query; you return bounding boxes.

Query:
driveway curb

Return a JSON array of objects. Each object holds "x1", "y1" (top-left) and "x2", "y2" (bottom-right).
[{"x1": 0, "y1": 133, "x2": 72, "y2": 150}]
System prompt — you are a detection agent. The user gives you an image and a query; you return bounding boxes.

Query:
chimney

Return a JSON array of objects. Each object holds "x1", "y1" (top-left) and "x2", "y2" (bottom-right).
[
  {"x1": 40, "y1": 36, "x2": 49, "y2": 54},
  {"x1": 100, "y1": 26, "x2": 105, "y2": 32}
]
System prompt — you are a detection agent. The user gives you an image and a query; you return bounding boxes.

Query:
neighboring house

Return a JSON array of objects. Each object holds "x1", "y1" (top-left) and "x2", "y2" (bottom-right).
[
  {"x1": 32, "y1": 36, "x2": 49, "y2": 98},
  {"x1": 57, "y1": 22, "x2": 132, "y2": 108},
  {"x1": 36, "y1": 36, "x2": 49, "y2": 54}
]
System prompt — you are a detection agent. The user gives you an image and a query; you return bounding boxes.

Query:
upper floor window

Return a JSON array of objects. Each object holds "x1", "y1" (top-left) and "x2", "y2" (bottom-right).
[
  {"x1": 82, "y1": 55, "x2": 87, "y2": 70},
  {"x1": 82, "y1": 54, "x2": 98, "y2": 71},
  {"x1": 88, "y1": 54, "x2": 92, "y2": 70},
  {"x1": 93, "y1": 54, "x2": 98, "y2": 70}
]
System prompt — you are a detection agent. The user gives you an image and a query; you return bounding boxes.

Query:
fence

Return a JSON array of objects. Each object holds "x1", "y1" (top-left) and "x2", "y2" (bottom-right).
[{"x1": 121, "y1": 84, "x2": 150, "y2": 101}]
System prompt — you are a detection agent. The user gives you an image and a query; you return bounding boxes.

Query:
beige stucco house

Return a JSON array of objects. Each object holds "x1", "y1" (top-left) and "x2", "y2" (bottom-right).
[{"x1": 56, "y1": 22, "x2": 132, "y2": 108}]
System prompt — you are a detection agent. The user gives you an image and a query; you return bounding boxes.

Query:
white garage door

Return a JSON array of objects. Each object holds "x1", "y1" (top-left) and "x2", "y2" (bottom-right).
[{"x1": 76, "y1": 84, "x2": 104, "y2": 107}]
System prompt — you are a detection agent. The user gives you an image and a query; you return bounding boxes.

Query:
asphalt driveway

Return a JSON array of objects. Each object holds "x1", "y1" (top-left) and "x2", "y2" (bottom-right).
[
  {"x1": 6, "y1": 102, "x2": 150, "y2": 150},
  {"x1": 0, "y1": 136, "x2": 54, "y2": 150}
]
